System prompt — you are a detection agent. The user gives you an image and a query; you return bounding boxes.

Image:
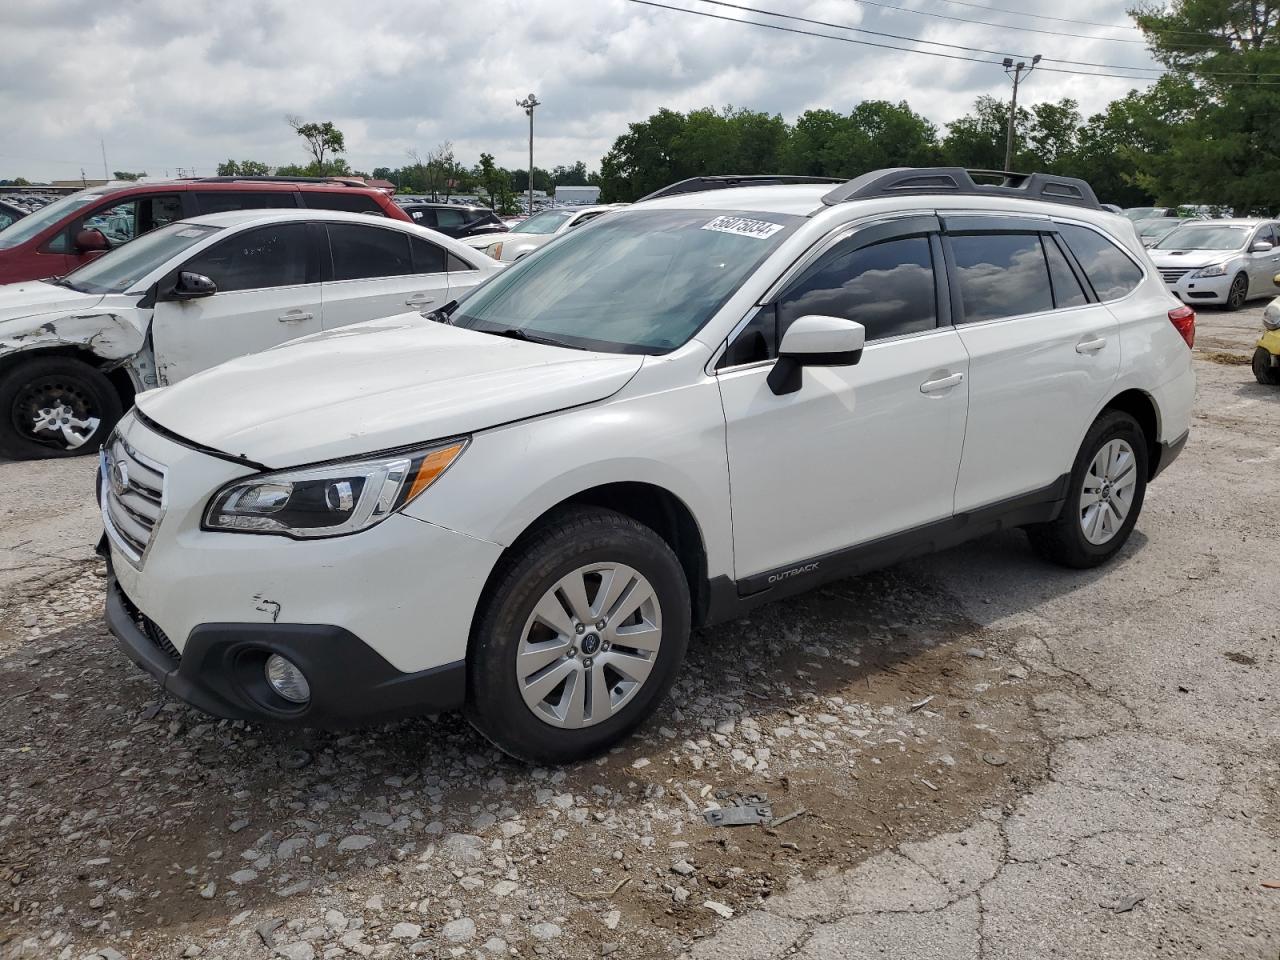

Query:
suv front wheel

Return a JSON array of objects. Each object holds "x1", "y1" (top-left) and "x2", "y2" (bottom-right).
[
  {"x1": 1026, "y1": 410, "x2": 1149, "y2": 569},
  {"x1": 466, "y1": 507, "x2": 691, "y2": 763}
]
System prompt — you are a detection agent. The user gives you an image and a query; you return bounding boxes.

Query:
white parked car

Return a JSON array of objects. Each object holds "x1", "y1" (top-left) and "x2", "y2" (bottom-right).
[
  {"x1": 100, "y1": 168, "x2": 1195, "y2": 763},
  {"x1": 1147, "y1": 218, "x2": 1280, "y2": 310},
  {"x1": 0, "y1": 209, "x2": 501, "y2": 458},
  {"x1": 462, "y1": 204, "x2": 627, "y2": 262}
]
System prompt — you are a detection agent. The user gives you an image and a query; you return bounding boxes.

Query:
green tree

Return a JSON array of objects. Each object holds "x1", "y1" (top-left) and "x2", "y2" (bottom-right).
[
  {"x1": 112, "y1": 170, "x2": 147, "y2": 181},
  {"x1": 216, "y1": 159, "x2": 271, "y2": 177},
  {"x1": 1131, "y1": 0, "x2": 1280, "y2": 212},
  {"x1": 286, "y1": 115, "x2": 346, "y2": 169}
]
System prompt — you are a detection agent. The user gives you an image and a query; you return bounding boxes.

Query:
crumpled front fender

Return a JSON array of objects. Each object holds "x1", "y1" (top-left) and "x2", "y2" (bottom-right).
[{"x1": 0, "y1": 310, "x2": 146, "y2": 363}]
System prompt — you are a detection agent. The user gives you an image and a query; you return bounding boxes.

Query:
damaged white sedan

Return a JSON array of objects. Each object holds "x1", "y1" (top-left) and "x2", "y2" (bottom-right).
[{"x1": 0, "y1": 209, "x2": 501, "y2": 459}]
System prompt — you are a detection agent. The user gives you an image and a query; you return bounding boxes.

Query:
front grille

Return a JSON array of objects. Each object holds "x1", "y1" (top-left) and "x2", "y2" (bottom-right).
[
  {"x1": 116, "y1": 585, "x2": 181, "y2": 663},
  {"x1": 1159, "y1": 267, "x2": 1192, "y2": 284},
  {"x1": 100, "y1": 433, "x2": 167, "y2": 566}
]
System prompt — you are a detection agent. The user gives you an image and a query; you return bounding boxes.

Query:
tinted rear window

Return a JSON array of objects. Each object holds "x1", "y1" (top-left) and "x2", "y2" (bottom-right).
[
  {"x1": 327, "y1": 223, "x2": 413, "y2": 280},
  {"x1": 1056, "y1": 223, "x2": 1143, "y2": 301},
  {"x1": 950, "y1": 233, "x2": 1053, "y2": 323},
  {"x1": 194, "y1": 191, "x2": 299, "y2": 214},
  {"x1": 302, "y1": 192, "x2": 384, "y2": 215}
]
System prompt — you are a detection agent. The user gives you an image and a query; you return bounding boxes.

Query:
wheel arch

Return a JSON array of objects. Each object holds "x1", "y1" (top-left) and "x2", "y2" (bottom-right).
[
  {"x1": 476, "y1": 481, "x2": 713, "y2": 632},
  {"x1": 0, "y1": 345, "x2": 136, "y2": 410},
  {"x1": 1101, "y1": 388, "x2": 1161, "y2": 479}
]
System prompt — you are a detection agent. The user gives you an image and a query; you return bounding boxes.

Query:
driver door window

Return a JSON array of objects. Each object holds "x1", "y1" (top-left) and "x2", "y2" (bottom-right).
[
  {"x1": 181, "y1": 223, "x2": 310, "y2": 291},
  {"x1": 58, "y1": 193, "x2": 183, "y2": 254}
]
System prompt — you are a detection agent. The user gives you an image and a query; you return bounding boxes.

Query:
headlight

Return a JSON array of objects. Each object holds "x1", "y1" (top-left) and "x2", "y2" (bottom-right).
[
  {"x1": 1264, "y1": 303, "x2": 1280, "y2": 330},
  {"x1": 486, "y1": 242, "x2": 503, "y2": 259},
  {"x1": 203, "y1": 439, "x2": 467, "y2": 537},
  {"x1": 1190, "y1": 262, "x2": 1229, "y2": 279}
]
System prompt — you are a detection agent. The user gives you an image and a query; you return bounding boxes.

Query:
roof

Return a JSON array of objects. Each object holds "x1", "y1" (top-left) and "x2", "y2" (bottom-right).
[
  {"x1": 178, "y1": 208, "x2": 441, "y2": 230},
  {"x1": 631, "y1": 184, "x2": 834, "y2": 216},
  {"x1": 400, "y1": 201, "x2": 492, "y2": 211}
]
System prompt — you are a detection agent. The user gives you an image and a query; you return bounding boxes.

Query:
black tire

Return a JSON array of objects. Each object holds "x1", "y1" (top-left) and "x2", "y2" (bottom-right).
[
  {"x1": 466, "y1": 506, "x2": 691, "y2": 764},
  {"x1": 1253, "y1": 346, "x2": 1280, "y2": 386},
  {"x1": 1225, "y1": 273, "x2": 1249, "y2": 310},
  {"x1": 1026, "y1": 410, "x2": 1149, "y2": 569},
  {"x1": 0, "y1": 356, "x2": 122, "y2": 460}
]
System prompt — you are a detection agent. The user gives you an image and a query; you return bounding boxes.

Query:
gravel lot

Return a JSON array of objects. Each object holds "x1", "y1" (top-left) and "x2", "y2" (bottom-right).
[{"x1": 1, "y1": 306, "x2": 1277, "y2": 960}]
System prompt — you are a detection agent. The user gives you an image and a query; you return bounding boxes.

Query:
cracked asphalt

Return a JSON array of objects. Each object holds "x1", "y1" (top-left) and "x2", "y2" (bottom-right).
[{"x1": 0, "y1": 306, "x2": 1277, "y2": 960}]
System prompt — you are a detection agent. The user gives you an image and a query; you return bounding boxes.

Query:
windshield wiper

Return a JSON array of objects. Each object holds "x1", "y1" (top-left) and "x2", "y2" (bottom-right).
[
  {"x1": 47, "y1": 276, "x2": 79, "y2": 291},
  {"x1": 486, "y1": 326, "x2": 583, "y2": 350}
]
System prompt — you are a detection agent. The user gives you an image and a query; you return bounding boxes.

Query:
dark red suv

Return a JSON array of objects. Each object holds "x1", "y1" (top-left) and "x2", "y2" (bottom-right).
[{"x1": 0, "y1": 177, "x2": 412, "y2": 285}]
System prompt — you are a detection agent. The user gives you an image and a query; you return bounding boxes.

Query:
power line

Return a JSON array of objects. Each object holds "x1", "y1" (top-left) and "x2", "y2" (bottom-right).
[
  {"x1": 841, "y1": 0, "x2": 1150, "y2": 44},
  {"x1": 688, "y1": 0, "x2": 1280, "y2": 81},
  {"x1": 626, "y1": 0, "x2": 1280, "y2": 86},
  {"x1": 627, "y1": 0, "x2": 1010, "y2": 66},
  {"x1": 922, "y1": 0, "x2": 1227, "y2": 42}
]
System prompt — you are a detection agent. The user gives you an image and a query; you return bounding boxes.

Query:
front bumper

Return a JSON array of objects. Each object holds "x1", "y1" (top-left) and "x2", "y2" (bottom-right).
[
  {"x1": 1161, "y1": 270, "x2": 1234, "y2": 304},
  {"x1": 104, "y1": 567, "x2": 466, "y2": 727}
]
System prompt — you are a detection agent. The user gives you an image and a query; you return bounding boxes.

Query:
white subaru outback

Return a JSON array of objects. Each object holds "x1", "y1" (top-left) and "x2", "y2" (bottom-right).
[{"x1": 99, "y1": 168, "x2": 1196, "y2": 763}]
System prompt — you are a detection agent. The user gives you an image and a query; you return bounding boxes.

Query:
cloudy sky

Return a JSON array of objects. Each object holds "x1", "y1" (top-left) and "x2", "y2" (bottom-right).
[{"x1": 2, "y1": 0, "x2": 1166, "y2": 182}]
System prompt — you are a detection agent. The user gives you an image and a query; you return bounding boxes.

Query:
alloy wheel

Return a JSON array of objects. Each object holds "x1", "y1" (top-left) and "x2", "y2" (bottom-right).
[
  {"x1": 1079, "y1": 438, "x2": 1138, "y2": 545},
  {"x1": 1228, "y1": 275, "x2": 1248, "y2": 309},
  {"x1": 515, "y1": 562, "x2": 663, "y2": 729}
]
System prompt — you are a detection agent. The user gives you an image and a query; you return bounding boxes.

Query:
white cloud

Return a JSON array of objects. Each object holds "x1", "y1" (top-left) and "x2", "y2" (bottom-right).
[{"x1": 0, "y1": 0, "x2": 1164, "y2": 181}]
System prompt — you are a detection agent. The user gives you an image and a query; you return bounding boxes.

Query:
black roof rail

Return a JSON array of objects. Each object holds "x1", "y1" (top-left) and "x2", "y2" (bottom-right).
[
  {"x1": 195, "y1": 175, "x2": 371, "y2": 188},
  {"x1": 820, "y1": 167, "x2": 1101, "y2": 210},
  {"x1": 639, "y1": 175, "x2": 844, "y2": 202}
]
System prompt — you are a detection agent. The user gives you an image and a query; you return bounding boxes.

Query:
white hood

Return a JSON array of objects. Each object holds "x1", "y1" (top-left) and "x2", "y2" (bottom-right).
[
  {"x1": 135, "y1": 313, "x2": 644, "y2": 468},
  {"x1": 0, "y1": 280, "x2": 103, "y2": 327},
  {"x1": 1148, "y1": 248, "x2": 1240, "y2": 269}
]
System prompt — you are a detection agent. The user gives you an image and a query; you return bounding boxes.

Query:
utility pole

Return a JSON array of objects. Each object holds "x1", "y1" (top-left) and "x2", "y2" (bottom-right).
[
  {"x1": 518, "y1": 93, "x2": 541, "y2": 215},
  {"x1": 100, "y1": 140, "x2": 109, "y2": 180},
  {"x1": 1001, "y1": 54, "x2": 1040, "y2": 173}
]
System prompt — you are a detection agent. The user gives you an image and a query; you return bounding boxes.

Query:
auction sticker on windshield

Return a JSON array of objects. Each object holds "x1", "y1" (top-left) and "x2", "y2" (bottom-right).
[{"x1": 702, "y1": 215, "x2": 785, "y2": 240}]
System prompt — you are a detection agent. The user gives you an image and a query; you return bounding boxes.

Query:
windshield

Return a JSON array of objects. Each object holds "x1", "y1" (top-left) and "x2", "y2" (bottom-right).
[
  {"x1": 511, "y1": 209, "x2": 575, "y2": 235},
  {"x1": 1139, "y1": 218, "x2": 1182, "y2": 238},
  {"x1": 1123, "y1": 208, "x2": 1157, "y2": 222},
  {"x1": 0, "y1": 190, "x2": 104, "y2": 250},
  {"x1": 1154, "y1": 224, "x2": 1250, "y2": 252},
  {"x1": 451, "y1": 209, "x2": 798, "y2": 354},
  {"x1": 58, "y1": 222, "x2": 221, "y2": 294}
]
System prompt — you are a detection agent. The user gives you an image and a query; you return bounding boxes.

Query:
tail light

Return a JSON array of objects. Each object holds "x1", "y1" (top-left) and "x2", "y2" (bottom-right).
[{"x1": 1168, "y1": 305, "x2": 1195, "y2": 348}]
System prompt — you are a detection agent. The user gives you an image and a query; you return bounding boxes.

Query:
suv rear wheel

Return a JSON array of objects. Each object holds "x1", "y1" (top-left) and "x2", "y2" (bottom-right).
[
  {"x1": 0, "y1": 356, "x2": 122, "y2": 460},
  {"x1": 466, "y1": 507, "x2": 691, "y2": 763},
  {"x1": 1026, "y1": 410, "x2": 1148, "y2": 569}
]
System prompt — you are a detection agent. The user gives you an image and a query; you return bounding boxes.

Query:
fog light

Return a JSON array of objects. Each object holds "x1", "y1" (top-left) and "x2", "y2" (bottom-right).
[{"x1": 265, "y1": 654, "x2": 311, "y2": 704}]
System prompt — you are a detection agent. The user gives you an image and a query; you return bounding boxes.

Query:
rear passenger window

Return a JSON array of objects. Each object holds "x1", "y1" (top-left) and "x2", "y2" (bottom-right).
[
  {"x1": 779, "y1": 235, "x2": 937, "y2": 343},
  {"x1": 410, "y1": 236, "x2": 447, "y2": 273},
  {"x1": 304, "y1": 192, "x2": 384, "y2": 215},
  {"x1": 1055, "y1": 224, "x2": 1143, "y2": 301},
  {"x1": 447, "y1": 253, "x2": 474, "y2": 272},
  {"x1": 327, "y1": 224, "x2": 413, "y2": 280},
  {"x1": 194, "y1": 191, "x2": 298, "y2": 214},
  {"x1": 950, "y1": 233, "x2": 1053, "y2": 323},
  {"x1": 1044, "y1": 235, "x2": 1088, "y2": 308}
]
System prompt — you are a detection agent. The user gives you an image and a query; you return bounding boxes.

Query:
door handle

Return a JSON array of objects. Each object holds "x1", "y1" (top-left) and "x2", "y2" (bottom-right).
[
  {"x1": 1075, "y1": 336, "x2": 1108, "y2": 354},
  {"x1": 405, "y1": 295, "x2": 436, "y2": 308},
  {"x1": 920, "y1": 372, "x2": 964, "y2": 394},
  {"x1": 277, "y1": 311, "x2": 314, "y2": 323}
]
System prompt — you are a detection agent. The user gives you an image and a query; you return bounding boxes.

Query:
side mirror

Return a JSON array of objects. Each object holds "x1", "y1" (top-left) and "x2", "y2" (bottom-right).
[
  {"x1": 1250, "y1": 240, "x2": 1274, "y2": 253},
  {"x1": 767, "y1": 315, "x2": 865, "y2": 396},
  {"x1": 172, "y1": 271, "x2": 217, "y2": 300},
  {"x1": 75, "y1": 228, "x2": 109, "y2": 253}
]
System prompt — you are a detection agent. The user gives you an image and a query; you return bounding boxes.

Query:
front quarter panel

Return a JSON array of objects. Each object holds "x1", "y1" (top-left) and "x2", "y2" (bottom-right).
[
  {"x1": 0, "y1": 304, "x2": 147, "y2": 361},
  {"x1": 402, "y1": 361, "x2": 733, "y2": 581}
]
